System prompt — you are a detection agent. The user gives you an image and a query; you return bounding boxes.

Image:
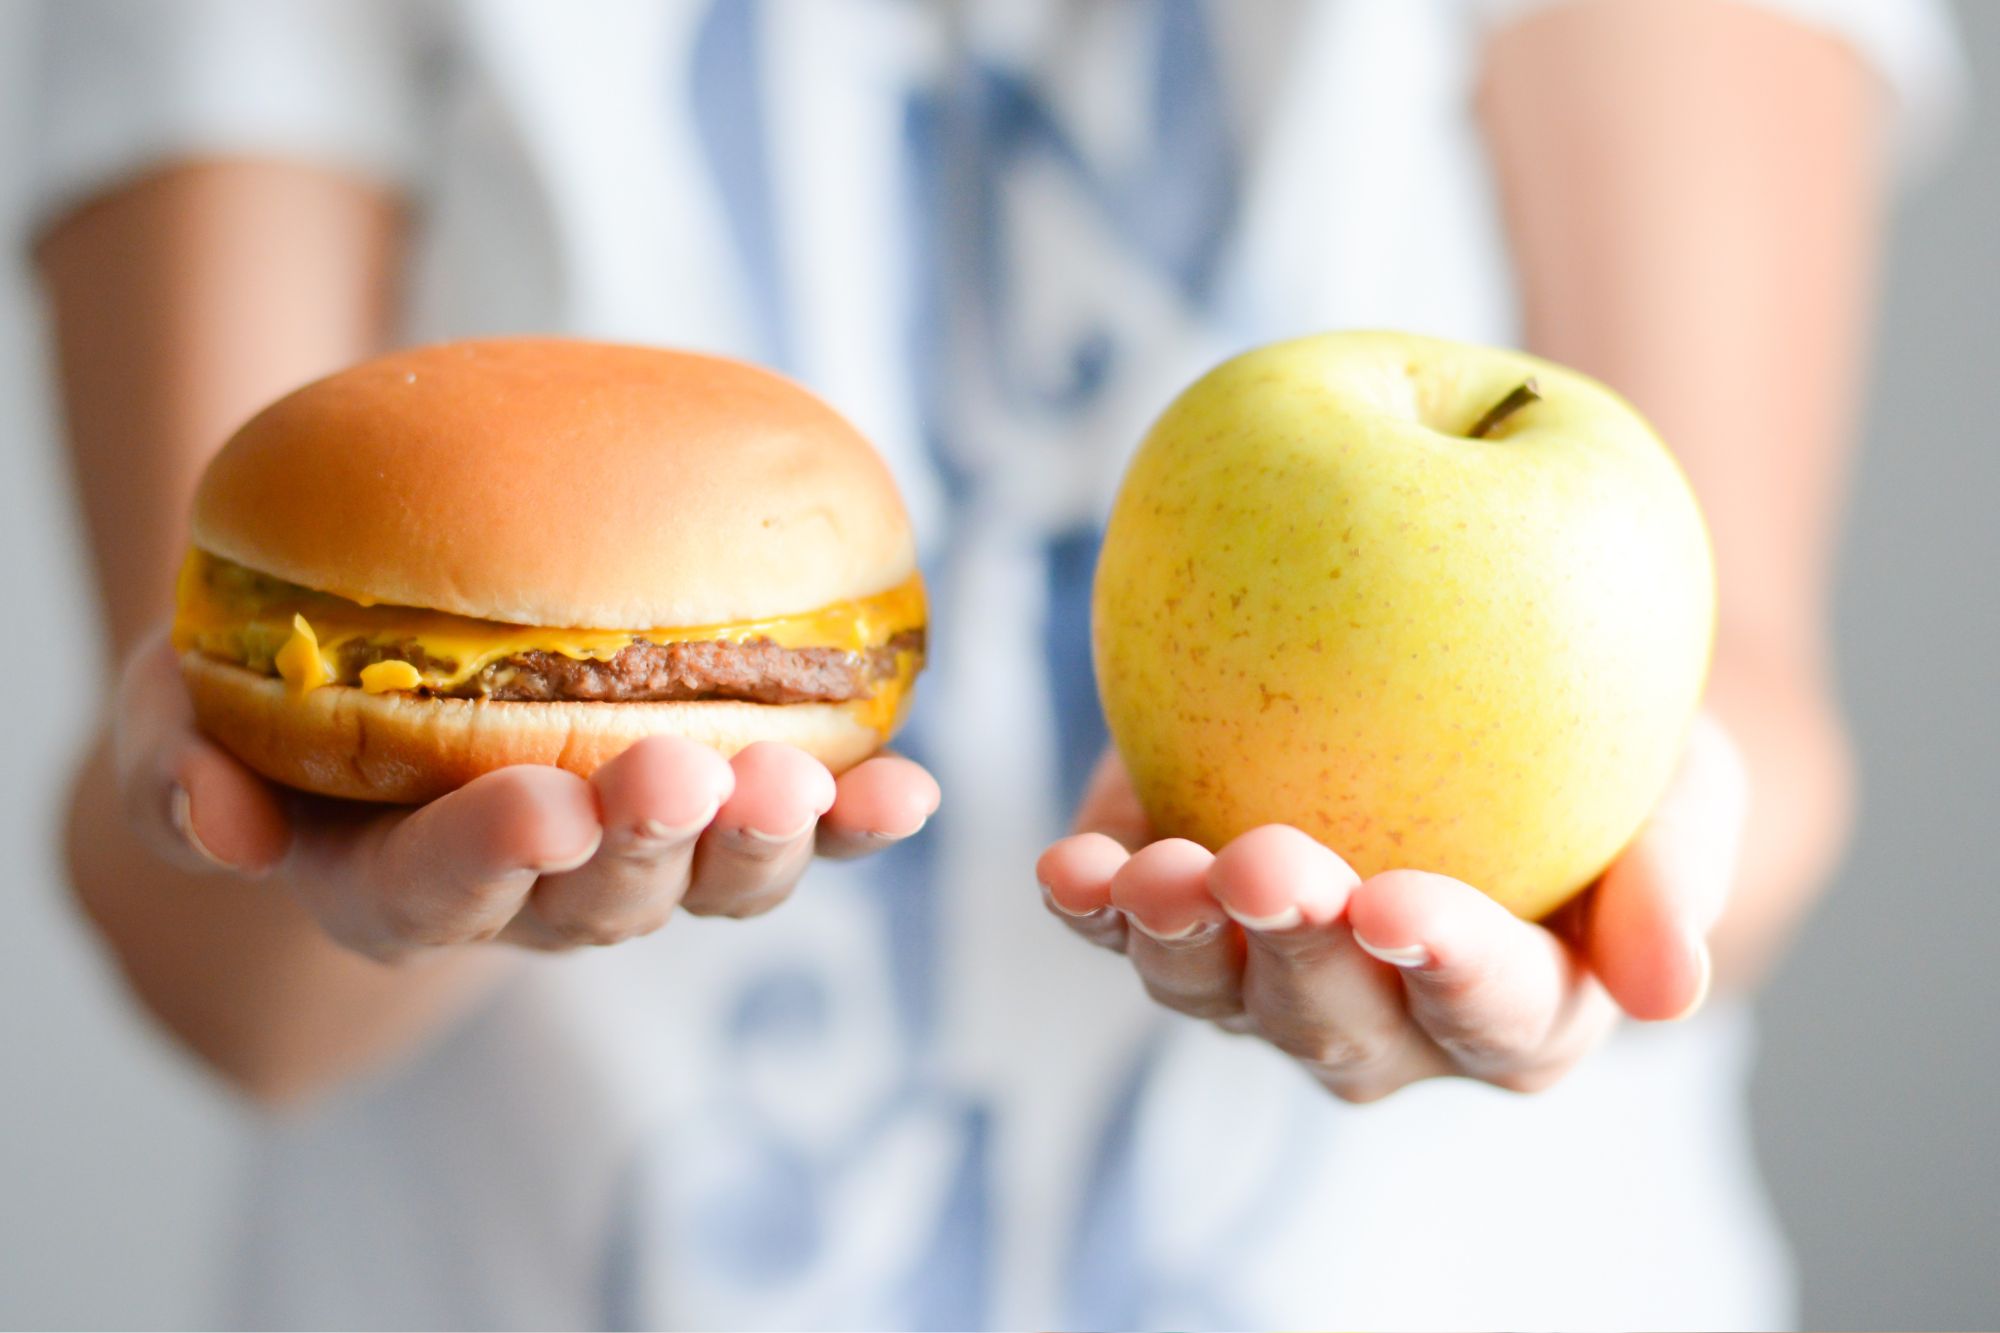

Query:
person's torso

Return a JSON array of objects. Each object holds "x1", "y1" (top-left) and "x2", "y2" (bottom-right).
[{"x1": 237, "y1": 4, "x2": 1789, "y2": 1328}]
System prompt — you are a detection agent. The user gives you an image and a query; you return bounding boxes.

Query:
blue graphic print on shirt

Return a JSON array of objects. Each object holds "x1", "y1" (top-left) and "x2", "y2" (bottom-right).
[{"x1": 604, "y1": 3, "x2": 1248, "y2": 1326}]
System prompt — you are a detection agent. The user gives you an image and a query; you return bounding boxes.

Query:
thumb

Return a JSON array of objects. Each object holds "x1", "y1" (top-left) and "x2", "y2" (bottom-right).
[
  {"x1": 1588, "y1": 715, "x2": 1750, "y2": 1021},
  {"x1": 115, "y1": 633, "x2": 290, "y2": 876}
]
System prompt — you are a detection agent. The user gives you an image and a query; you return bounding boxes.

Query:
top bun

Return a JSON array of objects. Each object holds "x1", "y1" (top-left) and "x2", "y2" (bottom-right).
[{"x1": 192, "y1": 339, "x2": 916, "y2": 629}]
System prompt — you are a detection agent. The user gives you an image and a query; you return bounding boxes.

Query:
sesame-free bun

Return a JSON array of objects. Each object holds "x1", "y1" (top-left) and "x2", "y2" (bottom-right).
[
  {"x1": 181, "y1": 339, "x2": 921, "y2": 802},
  {"x1": 191, "y1": 339, "x2": 916, "y2": 629},
  {"x1": 183, "y1": 655, "x2": 889, "y2": 805}
]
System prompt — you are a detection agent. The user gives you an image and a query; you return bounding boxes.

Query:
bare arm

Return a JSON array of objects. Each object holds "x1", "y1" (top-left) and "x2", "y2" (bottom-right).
[
  {"x1": 1036, "y1": 0, "x2": 1891, "y2": 1101},
  {"x1": 41, "y1": 162, "x2": 508, "y2": 1103},
  {"x1": 1480, "y1": 0, "x2": 1884, "y2": 986},
  {"x1": 41, "y1": 161, "x2": 402, "y2": 658}
]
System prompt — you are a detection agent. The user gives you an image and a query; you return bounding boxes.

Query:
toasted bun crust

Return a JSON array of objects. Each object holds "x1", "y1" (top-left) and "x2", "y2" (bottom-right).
[
  {"x1": 184, "y1": 655, "x2": 887, "y2": 804},
  {"x1": 191, "y1": 339, "x2": 916, "y2": 628}
]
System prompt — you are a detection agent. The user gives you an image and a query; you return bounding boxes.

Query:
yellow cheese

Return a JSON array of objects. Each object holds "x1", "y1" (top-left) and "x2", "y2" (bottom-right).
[
  {"x1": 173, "y1": 550, "x2": 926, "y2": 703},
  {"x1": 847, "y1": 643, "x2": 922, "y2": 737},
  {"x1": 359, "y1": 660, "x2": 423, "y2": 694},
  {"x1": 273, "y1": 614, "x2": 331, "y2": 695}
]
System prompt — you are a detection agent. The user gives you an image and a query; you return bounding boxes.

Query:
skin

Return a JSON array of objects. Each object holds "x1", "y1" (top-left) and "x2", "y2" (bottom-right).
[
  {"x1": 43, "y1": 163, "x2": 938, "y2": 1106},
  {"x1": 49, "y1": 0, "x2": 1875, "y2": 1109},
  {"x1": 1039, "y1": 0, "x2": 1881, "y2": 1100}
]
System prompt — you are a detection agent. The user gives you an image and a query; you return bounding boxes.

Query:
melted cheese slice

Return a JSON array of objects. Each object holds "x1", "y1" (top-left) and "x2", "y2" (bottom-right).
[
  {"x1": 359, "y1": 659, "x2": 424, "y2": 694},
  {"x1": 174, "y1": 550, "x2": 927, "y2": 715},
  {"x1": 273, "y1": 614, "x2": 331, "y2": 695}
]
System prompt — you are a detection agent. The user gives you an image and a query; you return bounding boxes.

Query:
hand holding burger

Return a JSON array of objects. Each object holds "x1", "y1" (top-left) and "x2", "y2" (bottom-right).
[{"x1": 114, "y1": 340, "x2": 939, "y2": 958}]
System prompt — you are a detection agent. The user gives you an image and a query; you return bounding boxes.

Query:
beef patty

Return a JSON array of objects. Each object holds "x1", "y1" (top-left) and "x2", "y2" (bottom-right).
[{"x1": 339, "y1": 629, "x2": 925, "y2": 705}]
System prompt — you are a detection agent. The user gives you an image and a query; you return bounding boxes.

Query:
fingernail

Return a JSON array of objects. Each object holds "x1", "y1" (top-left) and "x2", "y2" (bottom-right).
[
  {"x1": 169, "y1": 783, "x2": 232, "y2": 871},
  {"x1": 634, "y1": 799, "x2": 721, "y2": 844},
  {"x1": 1130, "y1": 916, "x2": 1223, "y2": 945},
  {"x1": 849, "y1": 815, "x2": 929, "y2": 848},
  {"x1": 1354, "y1": 934, "x2": 1430, "y2": 969},
  {"x1": 1224, "y1": 902, "x2": 1304, "y2": 933},
  {"x1": 1040, "y1": 880, "x2": 1103, "y2": 919},
  {"x1": 740, "y1": 818, "x2": 816, "y2": 845},
  {"x1": 535, "y1": 830, "x2": 603, "y2": 875},
  {"x1": 1670, "y1": 943, "x2": 1714, "y2": 1022}
]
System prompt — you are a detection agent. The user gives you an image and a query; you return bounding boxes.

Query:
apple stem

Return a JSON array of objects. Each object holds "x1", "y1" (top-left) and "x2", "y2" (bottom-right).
[{"x1": 1468, "y1": 377, "x2": 1541, "y2": 439}]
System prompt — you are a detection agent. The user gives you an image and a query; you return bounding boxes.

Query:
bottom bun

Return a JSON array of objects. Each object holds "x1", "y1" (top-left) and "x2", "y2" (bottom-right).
[{"x1": 183, "y1": 653, "x2": 889, "y2": 803}]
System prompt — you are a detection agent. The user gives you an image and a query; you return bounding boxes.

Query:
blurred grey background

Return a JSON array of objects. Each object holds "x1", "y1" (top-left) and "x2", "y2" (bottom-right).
[
  {"x1": 0, "y1": 3, "x2": 1994, "y2": 1329},
  {"x1": 1749, "y1": 0, "x2": 2000, "y2": 1325}
]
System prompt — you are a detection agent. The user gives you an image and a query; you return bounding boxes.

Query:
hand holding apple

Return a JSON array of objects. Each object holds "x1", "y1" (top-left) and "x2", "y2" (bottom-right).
[
  {"x1": 1037, "y1": 716, "x2": 1746, "y2": 1102},
  {"x1": 1048, "y1": 330, "x2": 1734, "y2": 1097}
]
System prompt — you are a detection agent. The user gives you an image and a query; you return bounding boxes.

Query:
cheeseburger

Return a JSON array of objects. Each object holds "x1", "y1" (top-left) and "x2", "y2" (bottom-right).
[{"x1": 173, "y1": 339, "x2": 926, "y2": 803}]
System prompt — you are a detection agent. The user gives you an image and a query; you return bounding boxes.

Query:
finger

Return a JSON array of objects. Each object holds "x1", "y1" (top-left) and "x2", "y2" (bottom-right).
[
  {"x1": 815, "y1": 754, "x2": 941, "y2": 860},
  {"x1": 683, "y1": 742, "x2": 836, "y2": 918},
  {"x1": 115, "y1": 634, "x2": 288, "y2": 875},
  {"x1": 295, "y1": 765, "x2": 600, "y2": 959},
  {"x1": 1209, "y1": 832, "x2": 1414, "y2": 1078},
  {"x1": 511, "y1": 736, "x2": 735, "y2": 948},
  {"x1": 1206, "y1": 825, "x2": 1356, "y2": 935},
  {"x1": 1071, "y1": 750, "x2": 1154, "y2": 849},
  {"x1": 169, "y1": 744, "x2": 293, "y2": 876},
  {"x1": 1036, "y1": 833, "x2": 1131, "y2": 951},
  {"x1": 1589, "y1": 716, "x2": 1750, "y2": 1021},
  {"x1": 1347, "y1": 870, "x2": 1614, "y2": 1085},
  {"x1": 1109, "y1": 838, "x2": 1229, "y2": 941},
  {"x1": 1109, "y1": 840, "x2": 1243, "y2": 1021}
]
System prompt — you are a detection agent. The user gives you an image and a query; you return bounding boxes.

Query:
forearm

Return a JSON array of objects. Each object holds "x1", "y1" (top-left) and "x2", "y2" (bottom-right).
[
  {"x1": 42, "y1": 161, "x2": 503, "y2": 1103},
  {"x1": 40, "y1": 160, "x2": 406, "y2": 656},
  {"x1": 1479, "y1": 0, "x2": 1886, "y2": 987},
  {"x1": 1700, "y1": 648, "x2": 1855, "y2": 985}
]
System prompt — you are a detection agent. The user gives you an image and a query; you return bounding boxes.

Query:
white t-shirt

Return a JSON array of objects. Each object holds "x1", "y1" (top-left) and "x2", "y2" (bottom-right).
[{"x1": 29, "y1": 2, "x2": 1961, "y2": 1328}]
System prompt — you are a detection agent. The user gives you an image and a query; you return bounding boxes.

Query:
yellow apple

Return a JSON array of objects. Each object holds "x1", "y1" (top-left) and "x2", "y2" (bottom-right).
[{"x1": 1092, "y1": 331, "x2": 1715, "y2": 919}]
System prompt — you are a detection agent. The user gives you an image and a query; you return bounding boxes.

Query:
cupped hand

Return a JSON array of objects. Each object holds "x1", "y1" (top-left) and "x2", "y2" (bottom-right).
[
  {"x1": 1036, "y1": 717, "x2": 1747, "y2": 1101},
  {"x1": 119, "y1": 632, "x2": 939, "y2": 961}
]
